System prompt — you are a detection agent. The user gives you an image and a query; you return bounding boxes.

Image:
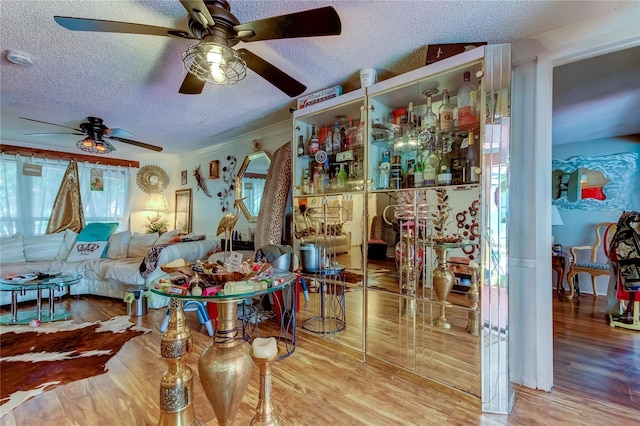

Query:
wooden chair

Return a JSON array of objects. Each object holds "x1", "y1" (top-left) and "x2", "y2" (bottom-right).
[{"x1": 566, "y1": 222, "x2": 616, "y2": 299}]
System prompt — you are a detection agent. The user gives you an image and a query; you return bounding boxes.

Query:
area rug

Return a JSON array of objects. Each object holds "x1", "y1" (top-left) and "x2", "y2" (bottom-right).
[{"x1": 0, "y1": 315, "x2": 150, "y2": 415}]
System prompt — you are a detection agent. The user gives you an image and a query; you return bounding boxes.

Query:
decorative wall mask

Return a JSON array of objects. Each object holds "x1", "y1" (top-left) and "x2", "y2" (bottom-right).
[{"x1": 193, "y1": 165, "x2": 212, "y2": 198}]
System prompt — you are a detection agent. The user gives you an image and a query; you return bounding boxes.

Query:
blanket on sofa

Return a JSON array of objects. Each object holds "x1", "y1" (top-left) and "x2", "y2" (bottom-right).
[{"x1": 139, "y1": 234, "x2": 207, "y2": 278}]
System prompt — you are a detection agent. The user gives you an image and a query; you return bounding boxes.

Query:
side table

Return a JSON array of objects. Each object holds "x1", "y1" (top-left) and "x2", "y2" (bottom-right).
[
  {"x1": 552, "y1": 251, "x2": 568, "y2": 296},
  {"x1": 0, "y1": 273, "x2": 82, "y2": 325},
  {"x1": 300, "y1": 266, "x2": 346, "y2": 335}
]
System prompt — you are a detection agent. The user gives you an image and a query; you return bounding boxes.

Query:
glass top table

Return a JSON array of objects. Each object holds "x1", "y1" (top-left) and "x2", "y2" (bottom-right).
[{"x1": 0, "y1": 272, "x2": 82, "y2": 325}]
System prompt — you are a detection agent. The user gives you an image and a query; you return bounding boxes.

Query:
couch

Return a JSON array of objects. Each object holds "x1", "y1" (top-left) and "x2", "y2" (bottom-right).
[
  {"x1": 0, "y1": 228, "x2": 220, "y2": 309},
  {"x1": 292, "y1": 207, "x2": 351, "y2": 255}
]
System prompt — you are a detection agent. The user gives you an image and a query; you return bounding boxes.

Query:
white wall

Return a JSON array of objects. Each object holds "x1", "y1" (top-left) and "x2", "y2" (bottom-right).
[
  {"x1": 551, "y1": 137, "x2": 640, "y2": 294},
  {"x1": 510, "y1": 4, "x2": 640, "y2": 392},
  {"x1": 145, "y1": 121, "x2": 292, "y2": 240}
]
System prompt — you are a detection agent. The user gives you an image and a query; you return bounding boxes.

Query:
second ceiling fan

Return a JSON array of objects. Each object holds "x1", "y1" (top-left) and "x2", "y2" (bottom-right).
[{"x1": 54, "y1": 0, "x2": 342, "y2": 97}]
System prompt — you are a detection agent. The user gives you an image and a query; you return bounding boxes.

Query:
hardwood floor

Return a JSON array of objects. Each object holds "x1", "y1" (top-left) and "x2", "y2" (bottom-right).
[
  {"x1": 1, "y1": 293, "x2": 638, "y2": 425},
  {"x1": 552, "y1": 291, "x2": 640, "y2": 411}
]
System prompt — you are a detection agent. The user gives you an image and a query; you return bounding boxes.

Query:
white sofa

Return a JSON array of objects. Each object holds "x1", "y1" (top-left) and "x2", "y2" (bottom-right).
[{"x1": 0, "y1": 230, "x2": 220, "y2": 309}]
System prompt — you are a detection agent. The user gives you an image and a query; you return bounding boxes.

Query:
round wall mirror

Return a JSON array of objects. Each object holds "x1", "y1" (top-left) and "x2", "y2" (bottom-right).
[{"x1": 236, "y1": 150, "x2": 271, "y2": 221}]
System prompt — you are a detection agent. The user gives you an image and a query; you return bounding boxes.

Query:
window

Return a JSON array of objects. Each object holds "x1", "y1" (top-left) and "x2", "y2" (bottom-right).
[{"x1": 0, "y1": 154, "x2": 131, "y2": 237}]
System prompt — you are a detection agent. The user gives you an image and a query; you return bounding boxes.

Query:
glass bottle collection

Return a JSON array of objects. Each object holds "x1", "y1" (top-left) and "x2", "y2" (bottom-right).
[{"x1": 297, "y1": 70, "x2": 481, "y2": 194}]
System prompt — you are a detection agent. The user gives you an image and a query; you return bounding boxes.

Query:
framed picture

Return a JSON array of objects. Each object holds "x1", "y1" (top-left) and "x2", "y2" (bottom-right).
[
  {"x1": 174, "y1": 189, "x2": 192, "y2": 234},
  {"x1": 209, "y1": 160, "x2": 220, "y2": 179},
  {"x1": 181, "y1": 170, "x2": 187, "y2": 185}
]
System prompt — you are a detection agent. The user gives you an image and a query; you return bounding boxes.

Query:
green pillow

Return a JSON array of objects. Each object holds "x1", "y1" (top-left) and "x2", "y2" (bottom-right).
[{"x1": 77, "y1": 222, "x2": 119, "y2": 257}]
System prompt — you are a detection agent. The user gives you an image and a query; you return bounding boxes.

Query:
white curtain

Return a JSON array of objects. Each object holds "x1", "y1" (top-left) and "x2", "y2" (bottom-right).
[{"x1": 0, "y1": 154, "x2": 131, "y2": 237}]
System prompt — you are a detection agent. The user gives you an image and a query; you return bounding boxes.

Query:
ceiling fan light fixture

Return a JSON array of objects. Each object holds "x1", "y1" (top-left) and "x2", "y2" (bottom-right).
[
  {"x1": 76, "y1": 136, "x2": 114, "y2": 154},
  {"x1": 183, "y1": 41, "x2": 246, "y2": 85}
]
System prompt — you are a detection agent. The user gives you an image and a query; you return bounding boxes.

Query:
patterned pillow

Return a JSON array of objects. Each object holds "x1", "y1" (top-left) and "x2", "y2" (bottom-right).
[{"x1": 321, "y1": 223, "x2": 343, "y2": 236}]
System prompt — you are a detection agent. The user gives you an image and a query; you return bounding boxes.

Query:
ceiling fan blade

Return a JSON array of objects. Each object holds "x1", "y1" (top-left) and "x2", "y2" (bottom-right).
[
  {"x1": 25, "y1": 132, "x2": 84, "y2": 136},
  {"x1": 233, "y1": 6, "x2": 341, "y2": 42},
  {"x1": 237, "y1": 49, "x2": 306, "y2": 97},
  {"x1": 54, "y1": 16, "x2": 193, "y2": 39},
  {"x1": 179, "y1": 71, "x2": 206, "y2": 95},
  {"x1": 106, "y1": 128, "x2": 134, "y2": 138},
  {"x1": 106, "y1": 136, "x2": 163, "y2": 152},
  {"x1": 179, "y1": 0, "x2": 215, "y2": 28},
  {"x1": 20, "y1": 117, "x2": 82, "y2": 132}
]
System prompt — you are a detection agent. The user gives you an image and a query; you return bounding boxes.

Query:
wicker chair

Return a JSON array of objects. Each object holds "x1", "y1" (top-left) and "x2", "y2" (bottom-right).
[{"x1": 566, "y1": 222, "x2": 616, "y2": 299}]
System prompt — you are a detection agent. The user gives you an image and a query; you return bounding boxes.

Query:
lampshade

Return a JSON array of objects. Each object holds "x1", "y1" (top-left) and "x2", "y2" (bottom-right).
[
  {"x1": 76, "y1": 135, "x2": 115, "y2": 154},
  {"x1": 182, "y1": 39, "x2": 246, "y2": 85},
  {"x1": 552, "y1": 205, "x2": 564, "y2": 226},
  {"x1": 145, "y1": 194, "x2": 168, "y2": 212}
]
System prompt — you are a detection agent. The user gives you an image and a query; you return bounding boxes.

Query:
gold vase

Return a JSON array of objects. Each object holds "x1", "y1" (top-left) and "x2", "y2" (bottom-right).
[
  {"x1": 198, "y1": 301, "x2": 253, "y2": 426},
  {"x1": 159, "y1": 298, "x2": 197, "y2": 426},
  {"x1": 250, "y1": 354, "x2": 280, "y2": 426},
  {"x1": 432, "y1": 246, "x2": 455, "y2": 329}
]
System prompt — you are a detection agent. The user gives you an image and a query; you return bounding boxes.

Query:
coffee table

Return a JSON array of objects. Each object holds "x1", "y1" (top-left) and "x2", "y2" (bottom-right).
[{"x1": 0, "y1": 272, "x2": 82, "y2": 325}]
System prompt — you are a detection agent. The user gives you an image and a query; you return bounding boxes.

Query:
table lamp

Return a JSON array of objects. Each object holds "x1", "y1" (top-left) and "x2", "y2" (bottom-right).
[{"x1": 552, "y1": 205, "x2": 564, "y2": 249}]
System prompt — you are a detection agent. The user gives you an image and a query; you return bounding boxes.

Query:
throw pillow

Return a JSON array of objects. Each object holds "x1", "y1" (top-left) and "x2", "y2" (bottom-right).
[
  {"x1": 128, "y1": 232, "x2": 159, "y2": 258},
  {"x1": 76, "y1": 222, "x2": 120, "y2": 242},
  {"x1": 22, "y1": 232, "x2": 66, "y2": 262},
  {"x1": 0, "y1": 235, "x2": 27, "y2": 263},
  {"x1": 66, "y1": 241, "x2": 109, "y2": 262},
  {"x1": 106, "y1": 231, "x2": 132, "y2": 260},
  {"x1": 321, "y1": 223, "x2": 343, "y2": 236},
  {"x1": 77, "y1": 222, "x2": 120, "y2": 258},
  {"x1": 155, "y1": 229, "x2": 180, "y2": 246},
  {"x1": 57, "y1": 229, "x2": 78, "y2": 260}
]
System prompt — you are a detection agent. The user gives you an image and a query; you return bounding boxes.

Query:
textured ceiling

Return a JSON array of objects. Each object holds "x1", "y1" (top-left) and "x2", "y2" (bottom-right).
[{"x1": 0, "y1": 0, "x2": 636, "y2": 158}]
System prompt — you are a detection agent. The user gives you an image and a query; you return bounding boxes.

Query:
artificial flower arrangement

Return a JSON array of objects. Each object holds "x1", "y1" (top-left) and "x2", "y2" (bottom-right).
[{"x1": 145, "y1": 215, "x2": 169, "y2": 235}]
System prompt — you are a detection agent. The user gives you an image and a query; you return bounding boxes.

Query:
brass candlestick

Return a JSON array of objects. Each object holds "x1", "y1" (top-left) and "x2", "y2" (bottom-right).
[
  {"x1": 159, "y1": 298, "x2": 197, "y2": 426},
  {"x1": 250, "y1": 353, "x2": 280, "y2": 426}
]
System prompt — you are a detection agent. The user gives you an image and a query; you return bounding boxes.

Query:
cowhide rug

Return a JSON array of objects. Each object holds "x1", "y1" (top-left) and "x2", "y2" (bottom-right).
[{"x1": 0, "y1": 315, "x2": 150, "y2": 415}]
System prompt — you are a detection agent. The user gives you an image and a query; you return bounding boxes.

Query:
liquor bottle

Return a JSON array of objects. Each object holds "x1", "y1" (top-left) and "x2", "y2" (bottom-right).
[
  {"x1": 378, "y1": 150, "x2": 390, "y2": 189},
  {"x1": 401, "y1": 102, "x2": 415, "y2": 145},
  {"x1": 465, "y1": 130, "x2": 480, "y2": 183},
  {"x1": 297, "y1": 134, "x2": 304, "y2": 157},
  {"x1": 337, "y1": 164, "x2": 347, "y2": 189},
  {"x1": 457, "y1": 71, "x2": 479, "y2": 130},
  {"x1": 346, "y1": 119, "x2": 357, "y2": 149},
  {"x1": 423, "y1": 141, "x2": 439, "y2": 186},
  {"x1": 414, "y1": 159, "x2": 424, "y2": 188},
  {"x1": 325, "y1": 125, "x2": 333, "y2": 155},
  {"x1": 332, "y1": 121, "x2": 341, "y2": 154},
  {"x1": 422, "y1": 93, "x2": 438, "y2": 133},
  {"x1": 340, "y1": 126, "x2": 347, "y2": 151},
  {"x1": 437, "y1": 137, "x2": 452, "y2": 185},
  {"x1": 302, "y1": 169, "x2": 310, "y2": 194},
  {"x1": 309, "y1": 124, "x2": 320, "y2": 155},
  {"x1": 438, "y1": 89, "x2": 454, "y2": 131},
  {"x1": 406, "y1": 159, "x2": 415, "y2": 188}
]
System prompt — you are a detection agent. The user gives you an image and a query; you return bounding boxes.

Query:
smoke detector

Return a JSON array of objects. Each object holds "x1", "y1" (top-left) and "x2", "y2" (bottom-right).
[{"x1": 6, "y1": 50, "x2": 33, "y2": 66}]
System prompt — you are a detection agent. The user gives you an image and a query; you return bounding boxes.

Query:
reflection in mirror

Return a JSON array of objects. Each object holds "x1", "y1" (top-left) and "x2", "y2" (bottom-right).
[
  {"x1": 293, "y1": 194, "x2": 364, "y2": 354},
  {"x1": 236, "y1": 151, "x2": 271, "y2": 221},
  {"x1": 365, "y1": 190, "x2": 481, "y2": 397},
  {"x1": 553, "y1": 168, "x2": 610, "y2": 202},
  {"x1": 552, "y1": 153, "x2": 639, "y2": 210}
]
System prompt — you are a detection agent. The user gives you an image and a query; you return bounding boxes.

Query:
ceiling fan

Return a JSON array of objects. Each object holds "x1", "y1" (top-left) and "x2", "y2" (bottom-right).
[
  {"x1": 20, "y1": 116, "x2": 163, "y2": 154},
  {"x1": 53, "y1": 0, "x2": 341, "y2": 97}
]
